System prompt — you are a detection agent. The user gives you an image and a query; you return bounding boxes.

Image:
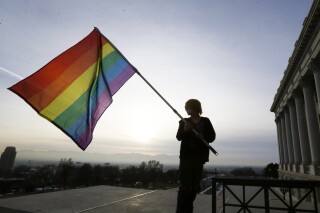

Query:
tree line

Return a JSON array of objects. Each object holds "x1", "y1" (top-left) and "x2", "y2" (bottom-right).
[
  {"x1": 0, "y1": 160, "x2": 278, "y2": 195},
  {"x1": 1, "y1": 159, "x2": 179, "y2": 195}
]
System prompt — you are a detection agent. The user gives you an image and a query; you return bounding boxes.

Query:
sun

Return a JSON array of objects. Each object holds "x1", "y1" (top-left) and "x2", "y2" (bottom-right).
[
  {"x1": 126, "y1": 109, "x2": 158, "y2": 144},
  {"x1": 129, "y1": 120, "x2": 157, "y2": 143}
]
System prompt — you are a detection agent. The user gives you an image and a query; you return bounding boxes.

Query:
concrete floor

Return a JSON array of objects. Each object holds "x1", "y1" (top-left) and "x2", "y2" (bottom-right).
[
  {"x1": 3, "y1": 184, "x2": 314, "y2": 213},
  {"x1": 0, "y1": 186, "x2": 213, "y2": 213}
]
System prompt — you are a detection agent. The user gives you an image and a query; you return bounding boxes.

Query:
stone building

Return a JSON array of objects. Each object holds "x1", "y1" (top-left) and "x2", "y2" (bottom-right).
[
  {"x1": 0, "y1": 147, "x2": 17, "y2": 177},
  {"x1": 271, "y1": 1, "x2": 320, "y2": 201},
  {"x1": 271, "y1": 0, "x2": 320, "y2": 179}
]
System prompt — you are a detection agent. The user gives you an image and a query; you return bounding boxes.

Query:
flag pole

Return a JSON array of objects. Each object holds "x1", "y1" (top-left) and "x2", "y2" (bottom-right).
[
  {"x1": 135, "y1": 70, "x2": 218, "y2": 156},
  {"x1": 95, "y1": 28, "x2": 217, "y2": 155}
]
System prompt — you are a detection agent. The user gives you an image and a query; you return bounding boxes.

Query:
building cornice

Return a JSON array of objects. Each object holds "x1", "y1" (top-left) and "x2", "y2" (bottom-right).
[{"x1": 270, "y1": 0, "x2": 320, "y2": 113}]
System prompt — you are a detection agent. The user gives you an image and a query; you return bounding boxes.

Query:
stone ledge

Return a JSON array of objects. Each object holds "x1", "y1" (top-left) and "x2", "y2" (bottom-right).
[{"x1": 278, "y1": 169, "x2": 320, "y2": 181}]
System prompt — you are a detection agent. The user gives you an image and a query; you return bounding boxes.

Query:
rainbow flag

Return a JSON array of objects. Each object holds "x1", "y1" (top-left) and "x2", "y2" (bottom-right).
[{"x1": 9, "y1": 28, "x2": 136, "y2": 150}]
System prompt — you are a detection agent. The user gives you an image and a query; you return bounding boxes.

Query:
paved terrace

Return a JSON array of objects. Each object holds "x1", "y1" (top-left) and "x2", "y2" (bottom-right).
[
  {"x1": 0, "y1": 186, "x2": 214, "y2": 213},
  {"x1": 1, "y1": 184, "x2": 317, "y2": 212}
]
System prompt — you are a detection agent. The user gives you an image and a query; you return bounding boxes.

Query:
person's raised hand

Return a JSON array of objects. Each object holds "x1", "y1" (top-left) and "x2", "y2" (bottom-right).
[{"x1": 184, "y1": 120, "x2": 193, "y2": 132}]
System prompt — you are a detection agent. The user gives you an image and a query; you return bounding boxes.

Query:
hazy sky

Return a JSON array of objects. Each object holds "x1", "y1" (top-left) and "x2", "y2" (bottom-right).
[{"x1": 0, "y1": 0, "x2": 313, "y2": 166}]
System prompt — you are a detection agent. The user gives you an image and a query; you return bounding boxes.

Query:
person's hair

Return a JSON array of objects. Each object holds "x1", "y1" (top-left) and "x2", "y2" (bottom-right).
[{"x1": 185, "y1": 99, "x2": 202, "y2": 115}]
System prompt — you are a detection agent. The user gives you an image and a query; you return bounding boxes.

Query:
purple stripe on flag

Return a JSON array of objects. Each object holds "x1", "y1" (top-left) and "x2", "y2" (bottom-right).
[
  {"x1": 109, "y1": 66, "x2": 135, "y2": 95},
  {"x1": 76, "y1": 89, "x2": 113, "y2": 149}
]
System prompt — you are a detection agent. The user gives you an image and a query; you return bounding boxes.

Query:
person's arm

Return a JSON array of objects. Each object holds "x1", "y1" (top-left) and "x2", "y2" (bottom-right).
[
  {"x1": 176, "y1": 119, "x2": 193, "y2": 141},
  {"x1": 204, "y1": 118, "x2": 216, "y2": 143}
]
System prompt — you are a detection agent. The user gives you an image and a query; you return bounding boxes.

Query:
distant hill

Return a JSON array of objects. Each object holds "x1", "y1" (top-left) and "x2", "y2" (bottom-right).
[
  {"x1": 14, "y1": 150, "x2": 265, "y2": 174},
  {"x1": 15, "y1": 150, "x2": 180, "y2": 166}
]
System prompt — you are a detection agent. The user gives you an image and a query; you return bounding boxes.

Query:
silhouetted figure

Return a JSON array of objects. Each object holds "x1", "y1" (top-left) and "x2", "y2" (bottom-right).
[{"x1": 176, "y1": 99, "x2": 215, "y2": 213}]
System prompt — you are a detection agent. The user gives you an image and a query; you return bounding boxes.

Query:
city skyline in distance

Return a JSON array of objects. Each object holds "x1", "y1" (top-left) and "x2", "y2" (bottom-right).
[{"x1": 14, "y1": 148, "x2": 275, "y2": 167}]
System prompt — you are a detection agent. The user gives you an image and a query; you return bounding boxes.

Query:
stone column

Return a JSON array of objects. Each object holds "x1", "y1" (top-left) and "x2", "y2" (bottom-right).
[
  {"x1": 301, "y1": 76, "x2": 320, "y2": 174},
  {"x1": 309, "y1": 59, "x2": 320, "y2": 110},
  {"x1": 284, "y1": 107, "x2": 295, "y2": 171},
  {"x1": 280, "y1": 113, "x2": 289, "y2": 170},
  {"x1": 276, "y1": 117, "x2": 284, "y2": 170},
  {"x1": 288, "y1": 99, "x2": 302, "y2": 172},
  {"x1": 293, "y1": 89, "x2": 312, "y2": 173}
]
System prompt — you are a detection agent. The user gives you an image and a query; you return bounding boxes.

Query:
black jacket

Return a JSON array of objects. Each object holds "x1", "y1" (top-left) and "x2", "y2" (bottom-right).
[{"x1": 176, "y1": 117, "x2": 215, "y2": 163}]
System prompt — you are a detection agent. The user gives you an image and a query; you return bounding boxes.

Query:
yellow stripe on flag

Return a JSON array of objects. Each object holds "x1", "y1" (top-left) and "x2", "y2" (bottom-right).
[
  {"x1": 40, "y1": 43, "x2": 114, "y2": 121},
  {"x1": 102, "y1": 43, "x2": 114, "y2": 58},
  {"x1": 40, "y1": 61, "x2": 99, "y2": 120},
  {"x1": 28, "y1": 45, "x2": 99, "y2": 110}
]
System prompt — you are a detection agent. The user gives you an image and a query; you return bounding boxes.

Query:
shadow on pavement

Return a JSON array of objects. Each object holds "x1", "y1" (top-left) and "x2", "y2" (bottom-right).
[{"x1": 0, "y1": 206, "x2": 30, "y2": 213}]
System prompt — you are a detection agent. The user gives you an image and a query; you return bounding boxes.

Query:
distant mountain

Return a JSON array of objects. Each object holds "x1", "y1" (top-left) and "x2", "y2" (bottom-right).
[{"x1": 15, "y1": 150, "x2": 179, "y2": 165}]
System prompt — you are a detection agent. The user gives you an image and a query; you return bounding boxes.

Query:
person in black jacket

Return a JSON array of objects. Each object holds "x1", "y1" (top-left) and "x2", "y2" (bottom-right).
[{"x1": 176, "y1": 99, "x2": 216, "y2": 213}]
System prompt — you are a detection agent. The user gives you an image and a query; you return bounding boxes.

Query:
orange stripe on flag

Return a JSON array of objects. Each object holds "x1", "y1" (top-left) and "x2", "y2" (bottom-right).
[
  {"x1": 10, "y1": 30, "x2": 100, "y2": 104},
  {"x1": 27, "y1": 43, "x2": 99, "y2": 111}
]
